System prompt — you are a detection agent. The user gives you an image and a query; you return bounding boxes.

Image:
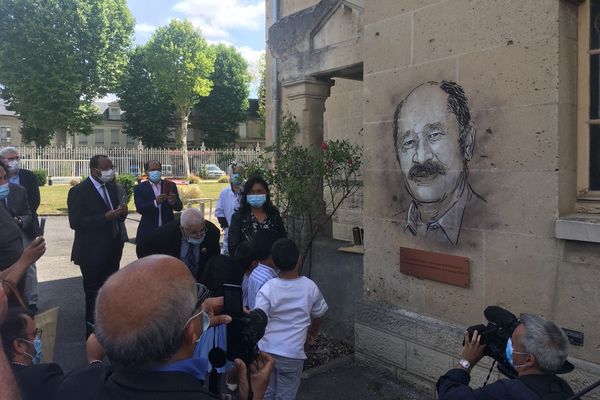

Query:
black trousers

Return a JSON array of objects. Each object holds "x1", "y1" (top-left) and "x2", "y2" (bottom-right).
[{"x1": 78, "y1": 246, "x2": 123, "y2": 338}]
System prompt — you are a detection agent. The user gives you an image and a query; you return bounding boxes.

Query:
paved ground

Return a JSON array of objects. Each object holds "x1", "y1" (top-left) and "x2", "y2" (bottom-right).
[{"x1": 37, "y1": 215, "x2": 432, "y2": 399}]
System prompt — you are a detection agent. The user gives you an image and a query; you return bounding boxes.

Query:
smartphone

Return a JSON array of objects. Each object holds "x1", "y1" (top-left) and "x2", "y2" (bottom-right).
[
  {"x1": 39, "y1": 217, "x2": 46, "y2": 236},
  {"x1": 163, "y1": 180, "x2": 173, "y2": 196},
  {"x1": 223, "y1": 284, "x2": 243, "y2": 318}
]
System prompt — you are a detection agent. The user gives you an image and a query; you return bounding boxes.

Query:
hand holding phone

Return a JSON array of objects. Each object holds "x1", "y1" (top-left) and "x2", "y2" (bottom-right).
[{"x1": 39, "y1": 217, "x2": 46, "y2": 236}]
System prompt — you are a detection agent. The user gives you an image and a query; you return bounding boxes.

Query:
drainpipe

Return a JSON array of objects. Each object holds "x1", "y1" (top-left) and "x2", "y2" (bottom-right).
[{"x1": 271, "y1": 0, "x2": 281, "y2": 158}]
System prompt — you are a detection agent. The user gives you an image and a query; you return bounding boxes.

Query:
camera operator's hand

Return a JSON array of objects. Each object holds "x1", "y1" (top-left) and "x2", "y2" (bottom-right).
[
  {"x1": 460, "y1": 330, "x2": 486, "y2": 368},
  {"x1": 235, "y1": 353, "x2": 275, "y2": 400},
  {"x1": 22, "y1": 237, "x2": 46, "y2": 265},
  {"x1": 202, "y1": 296, "x2": 232, "y2": 327}
]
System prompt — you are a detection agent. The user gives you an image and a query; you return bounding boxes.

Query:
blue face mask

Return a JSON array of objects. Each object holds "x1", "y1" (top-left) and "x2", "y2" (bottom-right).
[
  {"x1": 247, "y1": 194, "x2": 267, "y2": 208},
  {"x1": 148, "y1": 170, "x2": 162, "y2": 183},
  {"x1": 231, "y1": 173, "x2": 243, "y2": 186},
  {"x1": 0, "y1": 183, "x2": 9, "y2": 200},
  {"x1": 187, "y1": 235, "x2": 205, "y2": 246},
  {"x1": 505, "y1": 338, "x2": 527, "y2": 369},
  {"x1": 22, "y1": 337, "x2": 43, "y2": 365}
]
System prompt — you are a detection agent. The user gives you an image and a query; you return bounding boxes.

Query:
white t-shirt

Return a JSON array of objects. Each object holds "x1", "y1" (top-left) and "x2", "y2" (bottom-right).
[{"x1": 255, "y1": 276, "x2": 328, "y2": 360}]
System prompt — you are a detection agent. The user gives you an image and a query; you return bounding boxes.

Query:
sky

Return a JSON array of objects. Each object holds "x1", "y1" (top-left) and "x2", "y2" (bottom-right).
[{"x1": 125, "y1": 0, "x2": 266, "y2": 98}]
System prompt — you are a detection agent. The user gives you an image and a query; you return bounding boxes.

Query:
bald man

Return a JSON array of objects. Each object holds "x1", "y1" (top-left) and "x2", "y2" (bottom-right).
[
  {"x1": 57, "y1": 255, "x2": 274, "y2": 400},
  {"x1": 136, "y1": 209, "x2": 221, "y2": 282}
]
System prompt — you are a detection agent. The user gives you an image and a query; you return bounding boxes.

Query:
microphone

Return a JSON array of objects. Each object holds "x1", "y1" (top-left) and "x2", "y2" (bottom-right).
[{"x1": 484, "y1": 306, "x2": 519, "y2": 332}]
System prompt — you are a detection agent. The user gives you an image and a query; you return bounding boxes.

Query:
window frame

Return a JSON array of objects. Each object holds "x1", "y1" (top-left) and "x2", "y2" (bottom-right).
[{"x1": 0, "y1": 127, "x2": 11, "y2": 143}]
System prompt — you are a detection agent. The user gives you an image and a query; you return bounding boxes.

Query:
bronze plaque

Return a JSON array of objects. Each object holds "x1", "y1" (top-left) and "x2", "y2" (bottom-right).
[{"x1": 400, "y1": 247, "x2": 470, "y2": 287}]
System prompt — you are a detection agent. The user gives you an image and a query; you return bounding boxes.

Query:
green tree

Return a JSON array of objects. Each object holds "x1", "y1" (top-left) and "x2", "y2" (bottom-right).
[
  {"x1": 0, "y1": 0, "x2": 134, "y2": 146},
  {"x1": 144, "y1": 20, "x2": 215, "y2": 177},
  {"x1": 118, "y1": 47, "x2": 175, "y2": 148},
  {"x1": 257, "y1": 53, "x2": 266, "y2": 139},
  {"x1": 191, "y1": 44, "x2": 250, "y2": 148}
]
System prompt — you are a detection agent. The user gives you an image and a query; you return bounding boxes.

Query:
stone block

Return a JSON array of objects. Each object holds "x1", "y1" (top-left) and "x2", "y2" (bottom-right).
[
  {"x1": 362, "y1": 169, "x2": 408, "y2": 221},
  {"x1": 354, "y1": 352, "x2": 396, "y2": 377},
  {"x1": 364, "y1": 13, "x2": 412, "y2": 74},
  {"x1": 413, "y1": 0, "x2": 558, "y2": 64},
  {"x1": 337, "y1": 208, "x2": 364, "y2": 226},
  {"x1": 562, "y1": 240, "x2": 600, "y2": 264},
  {"x1": 484, "y1": 232, "x2": 559, "y2": 316},
  {"x1": 465, "y1": 171, "x2": 557, "y2": 237},
  {"x1": 558, "y1": 103, "x2": 577, "y2": 215},
  {"x1": 458, "y1": 36, "x2": 559, "y2": 111},
  {"x1": 566, "y1": 358, "x2": 600, "y2": 399},
  {"x1": 355, "y1": 323, "x2": 407, "y2": 369},
  {"x1": 364, "y1": 0, "x2": 440, "y2": 25},
  {"x1": 406, "y1": 342, "x2": 454, "y2": 381},
  {"x1": 364, "y1": 58, "x2": 457, "y2": 124},
  {"x1": 363, "y1": 121, "x2": 401, "y2": 172},
  {"x1": 553, "y1": 261, "x2": 600, "y2": 363},
  {"x1": 332, "y1": 222, "x2": 352, "y2": 241},
  {"x1": 559, "y1": 35, "x2": 577, "y2": 106},
  {"x1": 470, "y1": 104, "x2": 559, "y2": 173},
  {"x1": 559, "y1": 0, "x2": 578, "y2": 41}
]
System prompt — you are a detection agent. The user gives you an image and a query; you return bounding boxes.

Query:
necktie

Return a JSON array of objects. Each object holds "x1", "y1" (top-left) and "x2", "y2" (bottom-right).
[
  {"x1": 101, "y1": 184, "x2": 120, "y2": 239},
  {"x1": 185, "y1": 244, "x2": 198, "y2": 277}
]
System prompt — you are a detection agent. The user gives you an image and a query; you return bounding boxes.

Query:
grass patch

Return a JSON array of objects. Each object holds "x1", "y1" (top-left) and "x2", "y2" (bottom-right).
[{"x1": 38, "y1": 182, "x2": 229, "y2": 216}]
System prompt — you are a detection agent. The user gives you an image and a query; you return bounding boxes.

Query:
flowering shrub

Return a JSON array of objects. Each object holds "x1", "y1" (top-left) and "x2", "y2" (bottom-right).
[{"x1": 247, "y1": 114, "x2": 362, "y2": 271}]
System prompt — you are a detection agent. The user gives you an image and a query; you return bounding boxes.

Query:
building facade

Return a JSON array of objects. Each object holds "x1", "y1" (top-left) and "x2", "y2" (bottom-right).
[{"x1": 267, "y1": 0, "x2": 600, "y2": 395}]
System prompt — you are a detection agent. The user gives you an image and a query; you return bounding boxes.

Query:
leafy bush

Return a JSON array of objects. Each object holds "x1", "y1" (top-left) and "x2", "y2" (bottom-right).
[
  {"x1": 217, "y1": 175, "x2": 229, "y2": 183},
  {"x1": 116, "y1": 173, "x2": 137, "y2": 203},
  {"x1": 180, "y1": 185, "x2": 201, "y2": 204},
  {"x1": 188, "y1": 174, "x2": 201, "y2": 184},
  {"x1": 70, "y1": 178, "x2": 81, "y2": 186},
  {"x1": 32, "y1": 170, "x2": 47, "y2": 187},
  {"x1": 197, "y1": 165, "x2": 209, "y2": 180}
]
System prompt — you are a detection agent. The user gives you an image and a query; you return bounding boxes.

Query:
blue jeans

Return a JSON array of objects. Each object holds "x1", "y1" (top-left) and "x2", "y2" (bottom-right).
[{"x1": 264, "y1": 353, "x2": 304, "y2": 400}]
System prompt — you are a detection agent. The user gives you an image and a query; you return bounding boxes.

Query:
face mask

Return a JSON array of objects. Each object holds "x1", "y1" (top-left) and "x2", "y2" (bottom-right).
[
  {"x1": 21, "y1": 337, "x2": 42, "y2": 365},
  {"x1": 187, "y1": 234, "x2": 205, "y2": 246},
  {"x1": 96, "y1": 169, "x2": 115, "y2": 183},
  {"x1": 7, "y1": 159, "x2": 19, "y2": 172},
  {"x1": 231, "y1": 173, "x2": 243, "y2": 186},
  {"x1": 148, "y1": 170, "x2": 162, "y2": 183},
  {"x1": 247, "y1": 194, "x2": 267, "y2": 208},
  {"x1": 505, "y1": 338, "x2": 527, "y2": 369},
  {"x1": 0, "y1": 183, "x2": 9, "y2": 200}
]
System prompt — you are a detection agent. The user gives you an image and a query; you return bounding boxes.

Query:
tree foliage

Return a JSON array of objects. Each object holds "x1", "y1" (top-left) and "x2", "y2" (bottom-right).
[
  {"x1": 144, "y1": 20, "x2": 215, "y2": 176},
  {"x1": 0, "y1": 0, "x2": 134, "y2": 146},
  {"x1": 191, "y1": 44, "x2": 250, "y2": 148},
  {"x1": 118, "y1": 47, "x2": 175, "y2": 148},
  {"x1": 257, "y1": 53, "x2": 266, "y2": 139}
]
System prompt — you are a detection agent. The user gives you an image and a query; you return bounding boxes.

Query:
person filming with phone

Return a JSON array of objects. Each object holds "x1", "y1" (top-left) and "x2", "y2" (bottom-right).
[{"x1": 437, "y1": 311, "x2": 574, "y2": 399}]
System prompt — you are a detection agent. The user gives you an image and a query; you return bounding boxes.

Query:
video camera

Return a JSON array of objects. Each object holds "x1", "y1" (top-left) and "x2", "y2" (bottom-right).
[{"x1": 466, "y1": 305, "x2": 521, "y2": 379}]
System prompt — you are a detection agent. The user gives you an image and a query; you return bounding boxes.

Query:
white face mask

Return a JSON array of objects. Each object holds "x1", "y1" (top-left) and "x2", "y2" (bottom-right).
[
  {"x1": 8, "y1": 159, "x2": 20, "y2": 172},
  {"x1": 96, "y1": 168, "x2": 115, "y2": 183}
]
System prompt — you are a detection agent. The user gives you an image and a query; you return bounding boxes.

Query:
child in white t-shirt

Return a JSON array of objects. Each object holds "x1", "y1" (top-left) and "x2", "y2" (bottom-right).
[{"x1": 254, "y1": 238, "x2": 328, "y2": 400}]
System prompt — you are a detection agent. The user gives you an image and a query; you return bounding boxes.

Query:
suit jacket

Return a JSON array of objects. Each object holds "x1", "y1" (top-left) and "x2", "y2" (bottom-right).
[
  {"x1": 134, "y1": 180, "x2": 183, "y2": 243},
  {"x1": 57, "y1": 365, "x2": 218, "y2": 400},
  {"x1": 6, "y1": 183, "x2": 32, "y2": 231},
  {"x1": 17, "y1": 168, "x2": 41, "y2": 239},
  {"x1": 0, "y1": 205, "x2": 23, "y2": 270},
  {"x1": 136, "y1": 218, "x2": 220, "y2": 282},
  {"x1": 12, "y1": 363, "x2": 64, "y2": 400},
  {"x1": 68, "y1": 177, "x2": 125, "y2": 266}
]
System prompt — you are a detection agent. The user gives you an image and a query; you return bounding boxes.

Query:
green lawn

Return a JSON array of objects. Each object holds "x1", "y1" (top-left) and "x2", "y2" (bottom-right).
[{"x1": 38, "y1": 181, "x2": 229, "y2": 215}]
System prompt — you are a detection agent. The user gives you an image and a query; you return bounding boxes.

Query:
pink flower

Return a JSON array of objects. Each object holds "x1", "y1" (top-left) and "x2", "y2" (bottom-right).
[{"x1": 321, "y1": 142, "x2": 329, "y2": 151}]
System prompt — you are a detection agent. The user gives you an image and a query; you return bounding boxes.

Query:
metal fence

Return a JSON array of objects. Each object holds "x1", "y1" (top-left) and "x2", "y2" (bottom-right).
[{"x1": 11, "y1": 145, "x2": 263, "y2": 178}]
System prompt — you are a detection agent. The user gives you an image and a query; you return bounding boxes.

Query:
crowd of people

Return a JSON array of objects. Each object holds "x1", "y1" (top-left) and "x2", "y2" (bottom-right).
[{"x1": 0, "y1": 149, "x2": 580, "y2": 400}]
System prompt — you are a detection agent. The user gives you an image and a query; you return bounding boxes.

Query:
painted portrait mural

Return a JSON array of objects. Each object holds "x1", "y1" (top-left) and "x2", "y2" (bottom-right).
[{"x1": 393, "y1": 81, "x2": 486, "y2": 245}]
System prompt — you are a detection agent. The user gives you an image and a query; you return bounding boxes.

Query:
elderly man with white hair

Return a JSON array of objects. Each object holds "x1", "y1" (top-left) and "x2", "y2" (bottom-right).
[
  {"x1": 0, "y1": 146, "x2": 41, "y2": 314},
  {"x1": 136, "y1": 208, "x2": 221, "y2": 282}
]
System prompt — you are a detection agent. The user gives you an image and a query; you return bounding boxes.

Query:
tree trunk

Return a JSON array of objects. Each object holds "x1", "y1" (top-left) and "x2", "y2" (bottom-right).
[{"x1": 178, "y1": 110, "x2": 191, "y2": 178}]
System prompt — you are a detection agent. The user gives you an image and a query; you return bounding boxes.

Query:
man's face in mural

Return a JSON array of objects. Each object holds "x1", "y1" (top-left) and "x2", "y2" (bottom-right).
[{"x1": 396, "y1": 84, "x2": 470, "y2": 204}]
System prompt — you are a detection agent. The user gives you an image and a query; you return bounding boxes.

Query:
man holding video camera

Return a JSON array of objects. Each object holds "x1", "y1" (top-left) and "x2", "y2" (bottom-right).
[{"x1": 437, "y1": 313, "x2": 574, "y2": 399}]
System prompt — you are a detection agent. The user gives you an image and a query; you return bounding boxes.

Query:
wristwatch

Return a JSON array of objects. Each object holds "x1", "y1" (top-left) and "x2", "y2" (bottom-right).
[{"x1": 458, "y1": 359, "x2": 471, "y2": 370}]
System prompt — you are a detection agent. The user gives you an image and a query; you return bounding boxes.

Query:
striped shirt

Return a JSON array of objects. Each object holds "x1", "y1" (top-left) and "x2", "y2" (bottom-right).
[{"x1": 246, "y1": 263, "x2": 277, "y2": 309}]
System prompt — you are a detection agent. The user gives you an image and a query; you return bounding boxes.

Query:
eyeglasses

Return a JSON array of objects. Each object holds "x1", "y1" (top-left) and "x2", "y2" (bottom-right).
[
  {"x1": 5, "y1": 156, "x2": 20, "y2": 161},
  {"x1": 25, "y1": 328, "x2": 43, "y2": 339}
]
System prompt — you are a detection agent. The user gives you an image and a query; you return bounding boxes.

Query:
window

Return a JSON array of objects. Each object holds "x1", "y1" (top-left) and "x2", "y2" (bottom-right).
[
  {"x1": 95, "y1": 129, "x2": 104, "y2": 145},
  {"x1": 126, "y1": 134, "x2": 135, "y2": 145},
  {"x1": 0, "y1": 127, "x2": 11, "y2": 143},
  {"x1": 78, "y1": 135, "x2": 88, "y2": 145},
  {"x1": 111, "y1": 129, "x2": 120, "y2": 145},
  {"x1": 109, "y1": 107, "x2": 121, "y2": 120},
  {"x1": 239, "y1": 123, "x2": 247, "y2": 139},
  {"x1": 579, "y1": 1, "x2": 600, "y2": 200}
]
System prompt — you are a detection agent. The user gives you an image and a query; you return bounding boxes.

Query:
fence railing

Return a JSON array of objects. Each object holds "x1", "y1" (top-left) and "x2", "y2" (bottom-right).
[{"x1": 11, "y1": 146, "x2": 263, "y2": 178}]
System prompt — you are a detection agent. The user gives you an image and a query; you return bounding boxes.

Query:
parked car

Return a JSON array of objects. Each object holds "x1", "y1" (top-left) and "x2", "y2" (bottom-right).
[{"x1": 204, "y1": 164, "x2": 226, "y2": 179}]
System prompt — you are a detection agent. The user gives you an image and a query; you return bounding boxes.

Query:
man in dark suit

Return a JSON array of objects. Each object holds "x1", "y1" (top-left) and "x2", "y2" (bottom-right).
[
  {"x1": 68, "y1": 155, "x2": 128, "y2": 337},
  {"x1": 1, "y1": 308, "x2": 64, "y2": 400},
  {"x1": 1, "y1": 147, "x2": 41, "y2": 312},
  {"x1": 0, "y1": 160, "x2": 23, "y2": 273},
  {"x1": 56, "y1": 255, "x2": 274, "y2": 400},
  {"x1": 136, "y1": 208, "x2": 220, "y2": 283},
  {"x1": 134, "y1": 160, "x2": 183, "y2": 244}
]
